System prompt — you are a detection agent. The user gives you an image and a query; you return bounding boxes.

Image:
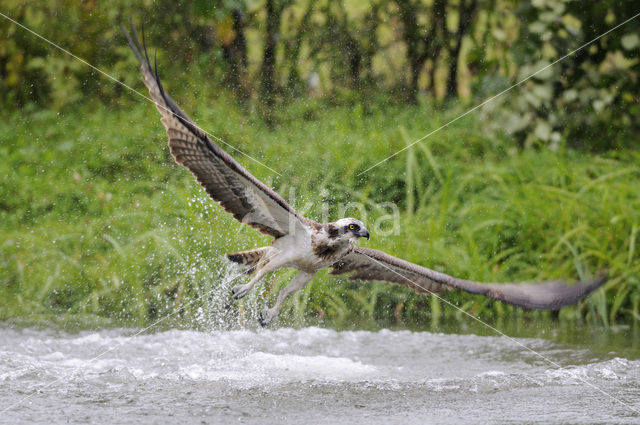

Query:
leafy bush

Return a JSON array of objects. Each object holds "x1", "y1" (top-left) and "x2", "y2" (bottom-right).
[{"x1": 481, "y1": 0, "x2": 640, "y2": 150}]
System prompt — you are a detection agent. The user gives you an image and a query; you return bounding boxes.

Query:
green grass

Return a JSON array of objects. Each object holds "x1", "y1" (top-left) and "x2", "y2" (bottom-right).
[{"x1": 1, "y1": 88, "x2": 639, "y2": 329}]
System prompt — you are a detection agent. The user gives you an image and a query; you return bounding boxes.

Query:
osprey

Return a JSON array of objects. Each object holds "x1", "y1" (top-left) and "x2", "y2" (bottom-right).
[{"x1": 123, "y1": 23, "x2": 606, "y2": 326}]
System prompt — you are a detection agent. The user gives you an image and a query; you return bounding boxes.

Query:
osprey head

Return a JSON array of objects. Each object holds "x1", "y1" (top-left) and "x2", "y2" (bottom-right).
[{"x1": 332, "y1": 218, "x2": 370, "y2": 241}]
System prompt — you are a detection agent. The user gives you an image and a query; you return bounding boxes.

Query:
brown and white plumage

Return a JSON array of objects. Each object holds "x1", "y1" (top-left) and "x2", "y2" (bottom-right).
[
  {"x1": 123, "y1": 22, "x2": 606, "y2": 326},
  {"x1": 122, "y1": 22, "x2": 314, "y2": 239}
]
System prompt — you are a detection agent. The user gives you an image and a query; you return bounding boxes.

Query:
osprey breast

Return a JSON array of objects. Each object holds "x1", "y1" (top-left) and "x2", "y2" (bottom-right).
[{"x1": 311, "y1": 234, "x2": 351, "y2": 263}]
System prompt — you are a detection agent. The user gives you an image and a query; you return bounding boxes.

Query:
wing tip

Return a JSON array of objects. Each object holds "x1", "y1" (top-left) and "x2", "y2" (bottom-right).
[
  {"x1": 519, "y1": 271, "x2": 609, "y2": 310},
  {"x1": 121, "y1": 18, "x2": 192, "y2": 130},
  {"x1": 582, "y1": 271, "x2": 608, "y2": 294},
  {"x1": 121, "y1": 17, "x2": 146, "y2": 66}
]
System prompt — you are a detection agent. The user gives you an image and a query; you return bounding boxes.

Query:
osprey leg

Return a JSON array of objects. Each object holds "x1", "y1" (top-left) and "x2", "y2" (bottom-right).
[
  {"x1": 231, "y1": 268, "x2": 268, "y2": 300},
  {"x1": 259, "y1": 271, "x2": 315, "y2": 326},
  {"x1": 230, "y1": 247, "x2": 277, "y2": 299}
]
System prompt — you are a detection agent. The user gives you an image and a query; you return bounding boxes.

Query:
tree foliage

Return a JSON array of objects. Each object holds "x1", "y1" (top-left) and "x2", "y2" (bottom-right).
[
  {"x1": 1, "y1": 0, "x2": 639, "y2": 148},
  {"x1": 481, "y1": 0, "x2": 640, "y2": 150}
]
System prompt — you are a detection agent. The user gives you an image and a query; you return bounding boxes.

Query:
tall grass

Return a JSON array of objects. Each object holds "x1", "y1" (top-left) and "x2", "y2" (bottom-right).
[{"x1": 1, "y1": 90, "x2": 638, "y2": 328}]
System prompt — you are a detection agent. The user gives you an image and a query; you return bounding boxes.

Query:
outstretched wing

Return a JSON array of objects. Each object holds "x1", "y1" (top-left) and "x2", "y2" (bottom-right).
[
  {"x1": 122, "y1": 21, "x2": 313, "y2": 238},
  {"x1": 331, "y1": 246, "x2": 606, "y2": 310}
]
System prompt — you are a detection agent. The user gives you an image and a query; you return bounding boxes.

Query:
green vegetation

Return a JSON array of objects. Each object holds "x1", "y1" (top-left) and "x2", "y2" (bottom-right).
[
  {"x1": 1, "y1": 88, "x2": 638, "y2": 328},
  {"x1": 1, "y1": 0, "x2": 639, "y2": 330}
]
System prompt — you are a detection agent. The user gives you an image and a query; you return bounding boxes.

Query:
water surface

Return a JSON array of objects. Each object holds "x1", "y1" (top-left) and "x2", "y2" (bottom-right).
[{"x1": 1, "y1": 325, "x2": 639, "y2": 424}]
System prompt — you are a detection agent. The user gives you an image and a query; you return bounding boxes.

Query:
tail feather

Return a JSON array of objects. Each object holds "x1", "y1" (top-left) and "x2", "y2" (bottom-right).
[{"x1": 227, "y1": 247, "x2": 269, "y2": 274}]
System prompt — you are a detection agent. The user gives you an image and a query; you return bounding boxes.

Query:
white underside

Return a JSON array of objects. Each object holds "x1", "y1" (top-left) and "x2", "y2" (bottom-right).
[{"x1": 233, "y1": 224, "x2": 354, "y2": 325}]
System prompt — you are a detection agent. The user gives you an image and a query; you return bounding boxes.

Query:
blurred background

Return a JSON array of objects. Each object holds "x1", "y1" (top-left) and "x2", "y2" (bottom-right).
[{"x1": 1, "y1": 0, "x2": 639, "y2": 331}]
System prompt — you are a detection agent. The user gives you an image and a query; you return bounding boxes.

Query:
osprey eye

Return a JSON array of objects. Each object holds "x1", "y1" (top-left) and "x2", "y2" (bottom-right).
[{"x1": 349, "y1": 224, "x2": 356, "y2": 230}]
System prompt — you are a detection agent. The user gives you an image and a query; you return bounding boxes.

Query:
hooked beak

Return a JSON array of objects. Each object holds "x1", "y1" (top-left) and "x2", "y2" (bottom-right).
[{"x1": 358, "y1": 229, "x2": 370, "y2": 239}]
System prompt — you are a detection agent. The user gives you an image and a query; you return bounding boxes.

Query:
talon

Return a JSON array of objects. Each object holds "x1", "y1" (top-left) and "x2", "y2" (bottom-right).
[
  {"x1": 258, "y1": 309, "x2": 273, "y2": 327},
  {"x1": 231, "y1": 284, "x2": 248, "y2": 300},
  {"x1": 258, "y1": 312, "x2": 268, "y2": 328}
]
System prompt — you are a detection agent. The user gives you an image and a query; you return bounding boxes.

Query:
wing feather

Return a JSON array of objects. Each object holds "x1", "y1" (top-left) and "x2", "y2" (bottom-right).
[
  {"x1": 331, "y1": 246, "x2": 606, "y2": 310},
  {"x1": 122, "y1": 21, "x2": 313, "y2": 238}
]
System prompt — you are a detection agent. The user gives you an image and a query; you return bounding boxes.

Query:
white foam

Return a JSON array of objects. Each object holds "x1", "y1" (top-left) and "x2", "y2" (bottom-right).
[
  {"x1": 244, "y1": 352, "x2": 377, "y2": 378},
  {"x1": 172, "y1": 351, "x2": 377, "y2": 385},
  {"x1": 477, "y1": 370, "x2": 507, "y2": 378}
]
